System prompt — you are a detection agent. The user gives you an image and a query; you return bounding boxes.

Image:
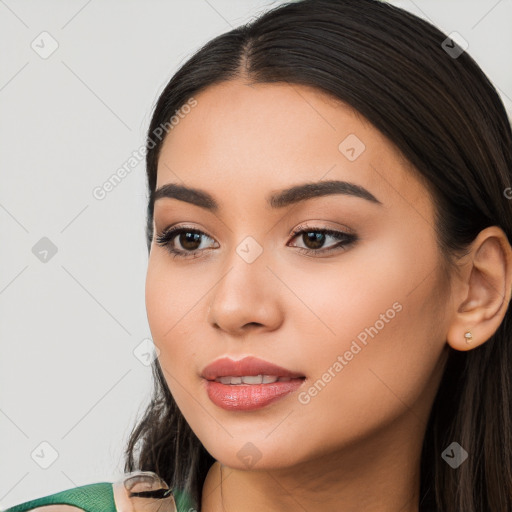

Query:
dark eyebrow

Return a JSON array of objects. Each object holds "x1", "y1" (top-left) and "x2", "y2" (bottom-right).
[
  {"x1": 268, "y1": 180, "x2": 382, "y2": 208},
  {"x1": 152, "y1": 180, "x2": 382, "y2": 212}
]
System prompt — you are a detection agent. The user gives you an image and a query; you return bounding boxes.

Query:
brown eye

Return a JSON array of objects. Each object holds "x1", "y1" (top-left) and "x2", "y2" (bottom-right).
[
  {"x1": 301, "y1": 231, "x2": 327, "y2": 250},
  {"x1": 288, "y1": 226, "x2": 357, "y2": 256},
  {"x1": 155, "y1": 226, "x2": 218, "y2": 259},
  {"x1": 177, "y1": 231, "x2": 202, "y2": 251}
]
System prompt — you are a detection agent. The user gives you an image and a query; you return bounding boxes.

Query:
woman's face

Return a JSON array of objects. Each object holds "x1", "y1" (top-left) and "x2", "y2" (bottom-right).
[{"x1": 145, "y1": 79, "x2": 453, "y2": 470}]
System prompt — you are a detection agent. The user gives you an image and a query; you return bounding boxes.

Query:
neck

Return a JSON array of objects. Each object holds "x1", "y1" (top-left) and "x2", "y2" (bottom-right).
[{"x1": 201, "y1": 411, "x2": 425, "y2": 512}]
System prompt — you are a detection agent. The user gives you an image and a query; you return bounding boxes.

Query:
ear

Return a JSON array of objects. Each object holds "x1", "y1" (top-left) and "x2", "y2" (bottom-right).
[{"x1": 446, "y1": 226, "x2": 512, "y2": 352}]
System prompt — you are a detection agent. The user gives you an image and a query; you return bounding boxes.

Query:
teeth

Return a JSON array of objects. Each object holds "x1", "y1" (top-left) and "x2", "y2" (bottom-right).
[
  {"x1": 215, "y1": 375, "x2": 293, "y2": 385},
  {"x1": 242, "y1": 375, "x2": 263, "y2": 384}
]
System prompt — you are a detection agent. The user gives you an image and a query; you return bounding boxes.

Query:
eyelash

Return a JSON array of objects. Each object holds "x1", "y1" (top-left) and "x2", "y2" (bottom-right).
[{"x1": 154, "y1": 224, "x2": 357, "y2": 260}]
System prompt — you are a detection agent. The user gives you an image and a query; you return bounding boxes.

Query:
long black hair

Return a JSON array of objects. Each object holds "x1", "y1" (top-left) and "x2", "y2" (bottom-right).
[{"x1": 124, "y1": 1, "x2": 512, "y2": 510}]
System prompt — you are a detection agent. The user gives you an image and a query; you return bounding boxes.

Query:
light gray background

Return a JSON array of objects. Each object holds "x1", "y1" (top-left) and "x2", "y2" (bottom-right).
[{"x1": 1, "y1": 0, "x2": 511, "y2": 508}]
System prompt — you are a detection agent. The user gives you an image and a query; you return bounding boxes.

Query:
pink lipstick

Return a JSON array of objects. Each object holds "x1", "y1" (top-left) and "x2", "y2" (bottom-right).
[{"x1": 201, "y1": 356, "x2": 306, "y2": 411}]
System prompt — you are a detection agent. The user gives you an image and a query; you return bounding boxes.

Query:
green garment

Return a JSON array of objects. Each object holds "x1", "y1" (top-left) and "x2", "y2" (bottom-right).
[{"x1": 1, "y1": 482, "x2": 195, "y2": 512}]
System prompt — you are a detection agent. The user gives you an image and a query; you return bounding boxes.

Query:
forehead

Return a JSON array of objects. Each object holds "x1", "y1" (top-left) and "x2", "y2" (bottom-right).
[{"x1": 155, "y1": 79, "x2": 428, "y2": 214}]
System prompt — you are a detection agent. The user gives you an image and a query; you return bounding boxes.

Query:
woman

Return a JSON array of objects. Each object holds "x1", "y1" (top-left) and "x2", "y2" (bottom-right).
[{"x1": 4, "y1": 0, "x2": 512, "y2": 511}]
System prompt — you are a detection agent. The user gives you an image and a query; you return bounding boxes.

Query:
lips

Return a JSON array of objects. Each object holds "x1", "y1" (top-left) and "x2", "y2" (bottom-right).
[
  {"x1": 201, "y1": 355, "x2": 305, "y2": 381},
  {"x1": 201, "y1": 356, "x2": 306, "y2": 411}
]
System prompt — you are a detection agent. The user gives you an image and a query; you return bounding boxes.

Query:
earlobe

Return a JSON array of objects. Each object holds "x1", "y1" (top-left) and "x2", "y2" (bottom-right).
[{"x1": 446, "y1": 226, "x2": 512, "y2": 352}]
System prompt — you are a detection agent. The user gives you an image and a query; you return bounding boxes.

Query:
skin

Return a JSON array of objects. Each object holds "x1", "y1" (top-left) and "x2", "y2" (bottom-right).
[{"x1": 143, "y1": 79, "x2": 512, "y2": 512}]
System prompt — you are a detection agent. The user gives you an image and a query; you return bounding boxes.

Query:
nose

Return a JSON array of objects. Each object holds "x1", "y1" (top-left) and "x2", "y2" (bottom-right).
[{"x1": 207, "y1": 247, "x2": 284, "y2": 336}]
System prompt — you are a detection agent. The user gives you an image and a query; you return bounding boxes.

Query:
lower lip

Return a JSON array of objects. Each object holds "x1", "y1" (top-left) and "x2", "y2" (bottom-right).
[{"x1": 204, "y1": 378, "x2": 305, "y2": 411}]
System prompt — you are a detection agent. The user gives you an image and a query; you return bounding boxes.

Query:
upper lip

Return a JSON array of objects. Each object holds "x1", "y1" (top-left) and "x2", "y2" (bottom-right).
[{"x1": 201, "y1": 356, "x2": 305, "y2": 380}]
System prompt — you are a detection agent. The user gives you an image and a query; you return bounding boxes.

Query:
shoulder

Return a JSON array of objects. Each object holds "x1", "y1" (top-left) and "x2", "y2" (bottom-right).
[
  {"x1": 2, "y1": 476, "x2": 194, "y2": 512},
  {"x1": 9, "y1": 507, "x2": 84, "y2": 512},
  {"x1": 2, "y1": 482, "x2": 115, "y2": 512}
]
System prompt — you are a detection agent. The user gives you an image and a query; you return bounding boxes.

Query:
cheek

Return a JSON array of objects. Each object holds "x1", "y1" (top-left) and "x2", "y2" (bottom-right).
[
  {"x1": 281, "y1": 229, "x2": 430, "y2": 350},
  {"x1": 145, "y1": 266, "x2": 204, "y2": 423},
  {"x1": 285, "y1": 224, "x2": 446, "y2": 398},
  {"x1": 145, "y1": 258, "x2": 207, "y2": 425},
  {"x1": 145, "y1": 255, "x2": 201, "y2": 373}
]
